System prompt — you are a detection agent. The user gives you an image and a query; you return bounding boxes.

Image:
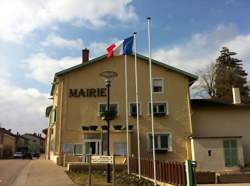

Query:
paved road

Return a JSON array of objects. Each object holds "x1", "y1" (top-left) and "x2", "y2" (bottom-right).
[
  {"x1": 12, "y1": 159, "x2": 74, "y2": 186},
  {"x1": 0, "y1": 159, "x2": 30, "y2": 186}
]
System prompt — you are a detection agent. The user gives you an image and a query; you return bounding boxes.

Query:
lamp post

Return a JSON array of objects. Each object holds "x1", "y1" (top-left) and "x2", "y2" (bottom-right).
[{"x1": 99, "y1": 71, "x2": 118, "y2": 183}]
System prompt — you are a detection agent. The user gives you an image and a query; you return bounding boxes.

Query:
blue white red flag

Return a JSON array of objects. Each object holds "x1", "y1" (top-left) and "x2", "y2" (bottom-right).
[{"x1": 107, "y1": 36, "x2": 133, "y2": 58}]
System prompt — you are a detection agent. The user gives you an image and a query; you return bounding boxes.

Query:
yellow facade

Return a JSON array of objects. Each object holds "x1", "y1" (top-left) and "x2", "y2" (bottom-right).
[
  {"x1": 46, "y1": 54, "x2": 196, "y2": 165},
  {"x1": 191, "y1": 105, "x2": 250, "y2": 171},
  {"x1": 1, "y1": 133, "x2": 16, "y2": 158}
]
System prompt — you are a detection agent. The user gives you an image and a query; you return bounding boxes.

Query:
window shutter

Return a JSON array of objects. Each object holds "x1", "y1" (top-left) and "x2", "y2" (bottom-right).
[
  {"x1": 160, "y1": 135, "x2": 169, "y2": 149},
  {"x1": 231, "y1": 140, "x2": 238, "y2": 166},
  {"x1": 223, "y1": 140, "x2": 238, "y2": 167},
  {"x1": 223, "y1": 140, "x2": 231, "y2": 167}
]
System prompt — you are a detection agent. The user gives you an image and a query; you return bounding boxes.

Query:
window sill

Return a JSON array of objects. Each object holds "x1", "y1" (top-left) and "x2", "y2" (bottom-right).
[
  {"x1": 130, "y1": 113, "x2": 142, "y2": 117},
  {"x1": 148, "y1": 149, "x2": 171, "y2": 153},
  {"x1": 152, "y1": 92, "x2": 164, "y2": 94},
  {"x1": 148, "y1": 113, "x2": 168, "y2": 117}
]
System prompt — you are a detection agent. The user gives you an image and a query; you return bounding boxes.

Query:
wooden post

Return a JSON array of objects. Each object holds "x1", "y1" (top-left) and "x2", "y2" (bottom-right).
[
  {"x1": 112, "y1": 155, "x2": 116, "y2": 186},
  {"x1": 88, "y1": 155, "x2": 92, "y2": 186}
]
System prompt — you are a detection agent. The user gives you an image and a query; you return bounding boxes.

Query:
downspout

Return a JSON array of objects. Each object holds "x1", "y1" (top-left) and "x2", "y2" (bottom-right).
[
  {"x1": 186, "y1": 84, "x2": 193, "y2": 160},
  {"x1": 58, "y1": 78, "x2": 64, "y2": 165}
]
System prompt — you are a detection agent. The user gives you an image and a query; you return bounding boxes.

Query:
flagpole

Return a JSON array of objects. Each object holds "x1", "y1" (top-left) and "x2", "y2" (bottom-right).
[
  {"x1": 134, "y1": 32, "x2": 141, "y2": 178},
  {"x1": 147, "y1": 17, "x2": 156, "y2": 186},
  {"x1": 125, "y1": 54, "x2": 130, "y2": 174}
]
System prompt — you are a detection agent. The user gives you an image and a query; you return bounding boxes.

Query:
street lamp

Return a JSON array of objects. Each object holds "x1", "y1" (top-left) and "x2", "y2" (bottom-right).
[{"x1": 99, "y1": 71, "x2": 118, "y2": 183}]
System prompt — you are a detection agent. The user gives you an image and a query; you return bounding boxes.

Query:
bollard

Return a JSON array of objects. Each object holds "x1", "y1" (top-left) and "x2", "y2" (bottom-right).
[
  {"x1": 185, "y1": 160, "x2": 197, "y2": 186},
  {"x1": 89, "y1": 155, "x2": 92, "y2": 186},
  {"x1": 112, "y1": 155, "x2": 116, "y2": 186}
]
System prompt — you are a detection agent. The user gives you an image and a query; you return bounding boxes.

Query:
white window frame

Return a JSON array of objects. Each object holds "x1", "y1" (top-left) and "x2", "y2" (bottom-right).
[
  {"x1": 152, "y1": 78, "x2": 164, "y2": 94},
  {"x1": 147, "y1": 101, "x2": 169, "y2": 116},
  {"x1": 98, "y1": 102, "x2": 119, "y2": 116},
  {"x1": 128, "y1": 102, "x2": 142, "y2": 116},
  {"x1": 147, "y1": 132, "x2": 172, "y2": 151},
  {"x1": 83, "y1": 139, "x2": 102, "y2": 155},
  {"x1": 73, "y1": 143, "x2": 83, "y2": 156}
]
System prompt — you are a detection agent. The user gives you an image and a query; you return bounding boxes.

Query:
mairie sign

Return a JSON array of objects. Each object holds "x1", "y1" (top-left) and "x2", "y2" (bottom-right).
[
  {"x1": 69, "y1": 88, "x2": 106, "y2": 97},
  {"x1": 91, "y1": 155, "x2": 113, "y2": 164}
]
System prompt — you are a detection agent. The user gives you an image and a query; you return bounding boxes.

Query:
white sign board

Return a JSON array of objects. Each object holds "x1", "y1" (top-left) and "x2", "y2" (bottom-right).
[{"x1": 91, "y1": 155, "x2": 113, "y2": 164}]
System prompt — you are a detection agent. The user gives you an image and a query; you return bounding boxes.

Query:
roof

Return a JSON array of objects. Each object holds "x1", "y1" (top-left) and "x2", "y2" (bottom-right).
[
  {"x1": 50, "y1": 53, "x2": 198, "y2": 95},
  {"x1": 22, "y1": 133, "x2": 45, "y2": 140},
  {"x1": 42, "y1": 128, "x2": 48, "y2": 135},
  {"x1": 191, "y1": 98, "x2": 250, "y2": 108},
  {"x1": 16, "y1": 135, "x2": 29, "y2": 141},
  {"x1": 0, "y1": 128, "x2": 16, "y2": 138}
]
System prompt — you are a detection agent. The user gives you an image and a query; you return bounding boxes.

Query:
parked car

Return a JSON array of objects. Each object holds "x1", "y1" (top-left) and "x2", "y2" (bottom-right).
[
  {"x1": 22, "y1": 152, "x2": 32, "y2": 159},
  {"x1": 13, "y1": 152, "x2": 23, "y2": 159}
]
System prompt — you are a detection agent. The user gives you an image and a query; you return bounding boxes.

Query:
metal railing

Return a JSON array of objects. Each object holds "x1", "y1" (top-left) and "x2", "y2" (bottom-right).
[{"x1": 130, "y1": 157, "x2": 187, "y2": 186}]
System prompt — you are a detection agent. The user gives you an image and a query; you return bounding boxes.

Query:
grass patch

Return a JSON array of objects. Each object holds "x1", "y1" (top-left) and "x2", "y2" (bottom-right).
[
  {"x1": 67, "y1": 171, "x2": 113, "y2": 186},
  {"x1": 67, "y1": 170, "x2": 155, "y2": 186}
]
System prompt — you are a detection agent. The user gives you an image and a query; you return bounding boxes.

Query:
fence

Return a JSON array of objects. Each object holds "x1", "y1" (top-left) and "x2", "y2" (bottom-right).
[{"x1": 130, "y1": 157, "x2": 187, "y2": 186}]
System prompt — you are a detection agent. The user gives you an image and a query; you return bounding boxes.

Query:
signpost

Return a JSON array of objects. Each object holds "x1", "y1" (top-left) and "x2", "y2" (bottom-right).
[
  {"x1": 88, "y1": 155, "x2": 116, "y2": 186},
  {"x1": 91, "y1": 155, "x2": 113, "y2": 164}
]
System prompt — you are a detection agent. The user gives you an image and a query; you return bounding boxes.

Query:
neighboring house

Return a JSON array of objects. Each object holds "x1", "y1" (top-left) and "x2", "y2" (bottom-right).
[
  {"x1": 45, "y1": 49, "x2": 197, "y2": 165},
  {"x1": 22, "y1": 133, "x2": 45, "y2": 153},
  {"x1": 0, "y1": 129, "x2": 3, "y2": 158},
  {"x1": 191, "y1": 90, "x2": 250, "y2": 171},
  {"x1": 0, "y1": 128, "x2": 16, "y2": 158},
  {"x1": 42, "y1": 128, "x2": 48, "y2": 151},
  {"x1": 15, "y1": 133, "x2": 29, "y2": 152}
]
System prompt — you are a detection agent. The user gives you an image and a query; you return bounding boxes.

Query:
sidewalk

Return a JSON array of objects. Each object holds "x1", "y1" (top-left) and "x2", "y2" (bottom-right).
[{"x1": 12, "y1": 159, "x2": 75, "y2": 186}]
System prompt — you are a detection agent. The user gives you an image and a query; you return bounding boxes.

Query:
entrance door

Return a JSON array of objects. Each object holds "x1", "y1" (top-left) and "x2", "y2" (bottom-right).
[
  {"x1": 223, "y1": 139, "x2": 238, "y2": 167},
  {"x1": 84, "y1": 140, "x2": 101, "y2": 155}
]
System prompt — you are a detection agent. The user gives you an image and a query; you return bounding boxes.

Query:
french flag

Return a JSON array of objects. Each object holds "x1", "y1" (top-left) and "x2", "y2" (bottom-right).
[{"x1": 107, "y1": 36, "x2": 134, "y2": 59}]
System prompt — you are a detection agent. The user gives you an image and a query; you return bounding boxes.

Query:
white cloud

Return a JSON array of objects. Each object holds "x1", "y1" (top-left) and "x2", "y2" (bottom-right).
[
  {"x1": 152, "y1": 24, "x2": 250, "y2": 98},
  {"x1": 0, "y1": 63, "x2": 11, "y2": 79},
  {"x1": 152, "y1": 24, "x2": 250, "y2": 75},
  {"x1": 0, "y1": 0, "x2": 137, "y2": 42},
  {"x1": 41, "y1": 33, "x2": 110, "y2": 55},
  {"x1": 89, "y1": 41, "x2": 110, "y2": 57},
  {"x1": 0, "y1": 77, "x2": 50, "y2": 134},
  {"x1": 24, "y1": 53, "x2": 81, "y2": 84},
  {"x1": 27, "y1": 36, "x2": 112, "y2": 84},
  {"x1": 224, "y1": 35, "x2": 250, "y2": 72},
  {"x1": 41, "y1": 33, "x2": 84, "y2": 49}
]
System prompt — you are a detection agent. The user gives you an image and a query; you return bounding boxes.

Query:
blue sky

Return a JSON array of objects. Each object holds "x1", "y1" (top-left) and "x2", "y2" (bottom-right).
[{"x1": 0, "y1": 0, "x2": 249, "y2": 134}]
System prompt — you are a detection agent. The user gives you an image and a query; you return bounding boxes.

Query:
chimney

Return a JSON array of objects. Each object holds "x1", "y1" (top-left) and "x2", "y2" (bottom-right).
[
  {"x1": 232, "y1": 87, "x2": 241, "y2": 104},
  {"x1": 82, "y1": 48, "x2": 89, "y2": 63}
]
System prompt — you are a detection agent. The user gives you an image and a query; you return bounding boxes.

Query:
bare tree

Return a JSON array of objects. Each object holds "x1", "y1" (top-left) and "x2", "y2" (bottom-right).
[{"x1": 194, "y1": 62, "x2": 217, "y2": 98}]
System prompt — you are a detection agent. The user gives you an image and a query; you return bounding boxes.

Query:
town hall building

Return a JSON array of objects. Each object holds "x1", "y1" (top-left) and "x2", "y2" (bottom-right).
[{"x1": 45, "y1": 49, "x2": 197, "y2": 165}]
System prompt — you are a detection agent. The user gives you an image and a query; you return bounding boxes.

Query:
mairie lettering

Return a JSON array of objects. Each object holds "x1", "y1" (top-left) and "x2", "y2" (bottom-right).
[{"x1": 69, "y1": 88, "x2": 107, "y2": 97}]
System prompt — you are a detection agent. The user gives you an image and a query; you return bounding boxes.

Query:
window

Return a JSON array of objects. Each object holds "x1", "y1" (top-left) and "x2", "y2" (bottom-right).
[
  {"x1": 62, "y1": 144, "x2": 74, "y2": 153},
  {"x1": 129, "y1": 103, "x2": 141, "y2": 116},
  {"x1": 223, "y1": 140, "x2": 238, "y2": 167},
  {"x1": 148, "y1": 133, "x2": 171, "y2": 151},
  {"x1": 99, "y1": 103, "x2": 118, "y2": 115},
  {"x1": 153, "y1": 79, "x2": 164, "y2": 93},
  {"x1": 49, "y1": 109, "x2": 56, "y2": 125},
  {"x1": 74, "y1": 144, "x2": 83, "y2": 155},
  {"x1": 114, "y1": 143, "x2": 127, "y2": 155},
  {"x1": 149, "y1": 102, "x2": 168, "y2": 116}
]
